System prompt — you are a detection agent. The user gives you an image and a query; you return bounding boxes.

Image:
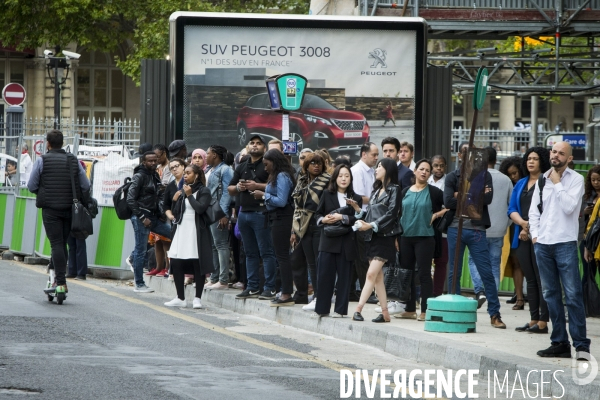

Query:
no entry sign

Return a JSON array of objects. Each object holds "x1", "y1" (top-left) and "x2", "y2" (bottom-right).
[{"x1": 2, "y1": 83, "x2": 26, "y2": 106}]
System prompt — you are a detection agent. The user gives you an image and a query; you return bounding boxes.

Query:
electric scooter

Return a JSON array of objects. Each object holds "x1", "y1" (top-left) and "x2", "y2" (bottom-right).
[{"x1": 43, "y1": 267, "x2": 67, "y2": 304}]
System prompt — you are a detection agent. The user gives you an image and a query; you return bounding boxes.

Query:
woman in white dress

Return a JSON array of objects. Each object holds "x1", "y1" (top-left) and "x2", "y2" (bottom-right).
[{"x1": 164, "y1": 164, "x2": 214, "y2": 309}]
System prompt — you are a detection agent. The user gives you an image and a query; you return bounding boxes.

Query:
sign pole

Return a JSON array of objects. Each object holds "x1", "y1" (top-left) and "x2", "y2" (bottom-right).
[{"x1": 450, "y1": 67, "x2": 488, "y2": 295}]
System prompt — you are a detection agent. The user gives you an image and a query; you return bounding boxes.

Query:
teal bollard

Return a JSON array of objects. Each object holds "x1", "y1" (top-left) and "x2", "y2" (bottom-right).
[{"x1": 424, "y1": 294, "x2": 478, "y2": 333}]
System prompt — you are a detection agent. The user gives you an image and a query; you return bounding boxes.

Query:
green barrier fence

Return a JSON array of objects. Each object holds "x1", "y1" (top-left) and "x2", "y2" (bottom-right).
[{"x1": 0, "y1": 190, "x2": 16, "y2": 248}]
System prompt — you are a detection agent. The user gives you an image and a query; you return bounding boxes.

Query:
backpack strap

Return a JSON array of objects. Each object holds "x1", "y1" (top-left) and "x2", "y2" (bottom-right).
[{"x1": 537, "y1": 174, "x2": 546, "y2": 214}]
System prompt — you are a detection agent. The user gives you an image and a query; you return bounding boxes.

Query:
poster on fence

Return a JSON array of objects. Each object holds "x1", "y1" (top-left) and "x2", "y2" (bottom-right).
[{"x1": 92, "y1": 153, "x2": 137, "y2": 205}]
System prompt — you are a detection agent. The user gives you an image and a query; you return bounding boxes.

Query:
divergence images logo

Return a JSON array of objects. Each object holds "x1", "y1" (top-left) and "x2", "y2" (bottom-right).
[
  {"x1": 573, "y1": 351, "x2": 599, "y2": 385},
  {"x1": 369, "y1": 48, "x2": 387, "y2": 68}
]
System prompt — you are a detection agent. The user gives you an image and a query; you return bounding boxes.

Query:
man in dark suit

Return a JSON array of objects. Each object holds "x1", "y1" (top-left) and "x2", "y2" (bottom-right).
[{"x1": 381, "y1": 137, "x2": 414, "y2": 191}]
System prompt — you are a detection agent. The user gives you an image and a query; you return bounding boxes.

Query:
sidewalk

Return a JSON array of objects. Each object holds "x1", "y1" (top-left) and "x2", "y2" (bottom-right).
[{"x1": 146, "y1": 276, "x2": 600, "y2": 399}]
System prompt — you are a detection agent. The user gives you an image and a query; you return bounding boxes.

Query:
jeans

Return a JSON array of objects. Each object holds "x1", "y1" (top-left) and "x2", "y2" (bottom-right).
[
  {"x1": 467, "y1": 236, "x2": 503, "y2": 294},
  {"x1": 447, "y1": 227, "x2": 501, "y2": 318},
  {"x1": 534, "y1": 242, "x2": 590, "y2": 350},
  {"x1": 237, "y1": 211, "x2": 277, "y2": 292},
  {"x1": 131, "y1": 215, "x2": 172, "y2": 287},
  {"x1": 42, "y1": 208, "x2": 72, "y2": 286},
  {"x1": 209, "y1": 222, "x2": 231, "y2": 284},
  {"x1": 67, "y1": 235, "x2": 88, "y2": 277}
]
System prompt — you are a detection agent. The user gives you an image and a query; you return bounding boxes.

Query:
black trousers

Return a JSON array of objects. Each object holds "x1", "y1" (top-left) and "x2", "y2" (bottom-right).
[
  {"x1": 350, "y1": 232, "x2": 369, "y2": 296},
  {"x1": 292, "y1": 226, "x2": 320, "y2": 299},
  {"x1": 67, "y1": 235, "x2": 88, "y2": 277},
  {"x1": 516, "y1": 239, "x2": 549, "y2": 322},
  {"x1": 171, "y1": 258, "x2": 206, "y2": 300},
  {"x1": 230, "y1": 229, "x2": 245, "y2": 284},
  {"x1": 402, "y1": 236, "x2": 435, "y2": 313},
  {"x1": 315, "y1": 251, "x2": 352, "y2": 316},
  {"x1": 270, "y1": 214, "x2": 294, "y2": 295},
  {"x1": 42, "y1": 208, "x2": 72, "y2": 286}
]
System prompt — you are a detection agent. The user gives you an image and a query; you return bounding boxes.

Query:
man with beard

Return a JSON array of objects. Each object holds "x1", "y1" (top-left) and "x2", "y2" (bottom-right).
[
  {"x1": 228, "y1": 135, "x2": 277, "y2": 300},
  {"x1": 529, "y1": 141, "x2": 590, "y2": 359}
]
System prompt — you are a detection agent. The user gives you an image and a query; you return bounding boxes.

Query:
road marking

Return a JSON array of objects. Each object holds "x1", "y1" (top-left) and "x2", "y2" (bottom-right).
[
  {"x1": 18, "y1": 263, "x2": 450, "y2": 399},
  {"x1": 19, "y1": 264, "x2": 347, "y2": 372}
]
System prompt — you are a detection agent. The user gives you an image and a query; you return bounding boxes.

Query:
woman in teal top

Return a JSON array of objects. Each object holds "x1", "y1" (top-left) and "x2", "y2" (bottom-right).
[{"x1": 397, "y1": 159, "x2": 446, "y2": 321}]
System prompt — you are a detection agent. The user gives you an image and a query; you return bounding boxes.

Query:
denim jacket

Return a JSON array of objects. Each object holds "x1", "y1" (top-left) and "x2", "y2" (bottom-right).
[
  {"x1": 265, "y1": 173, "x2": 293, "y2": 212},
  {"x1": 206, "y1": 162, "x2": 233, "y2": 217}
]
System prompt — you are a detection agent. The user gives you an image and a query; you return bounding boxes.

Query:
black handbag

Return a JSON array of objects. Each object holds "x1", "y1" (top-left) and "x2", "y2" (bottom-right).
[
  {"x1": 68, "y1": 156, "x2": 93, "y2": 240},
  {"x1": 433, "y1": 209, "x2": 452, "y2": 234},
  {"x1": 205, "y1": 168, "x2": 226, "y2": 225},
  {"x1": 324, "y1": 220, "x2": 351, "y2": 237},
  {"x1": 584, "y1": 261, "x2": 600, "y2": 318},
  {"x1": 383, "y1": 252, "x2": 412, "y2": 302}
]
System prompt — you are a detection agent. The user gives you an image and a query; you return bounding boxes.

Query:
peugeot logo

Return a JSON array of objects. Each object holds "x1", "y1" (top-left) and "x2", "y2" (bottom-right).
[{"x1": 369, "y1": 48, "x2": 387, "y2": 68}]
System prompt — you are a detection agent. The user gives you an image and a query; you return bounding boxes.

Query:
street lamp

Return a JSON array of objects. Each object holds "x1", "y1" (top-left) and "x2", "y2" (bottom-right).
[{"x1": 44, "y1": 46, "x2": 80, "y2": 129}]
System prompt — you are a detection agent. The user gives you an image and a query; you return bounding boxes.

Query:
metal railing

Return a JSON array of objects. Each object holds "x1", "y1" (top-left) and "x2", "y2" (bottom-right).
[
  {"x1": 0, "y1": 118, "x2": 140, "y2": 156},
  {"x1": 372, "y1": 0, "x2": 600, "y2": 9},
  {"x1": 451, "y1": 128, "x2": 578, "y2": 158}
]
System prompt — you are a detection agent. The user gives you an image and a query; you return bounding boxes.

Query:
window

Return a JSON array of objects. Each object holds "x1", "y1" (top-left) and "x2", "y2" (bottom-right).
[
  {"x1": 75, "y1": 50, "x2": 125, "y2": 121},
  {"x1": 521, "y1": 99, "x2": 531, "y2": 118},
  {"x1": 453, "y1": 101, "x2": 464, "y2": 118},
  {"x1": 574, "y1": 100, "x2": 585, "y2": 119},
  {"x1": 490, "y1": 121, "x2": 500, "y2": 129},
  {"x1": 490, "y1": 99, "x2": 500, "y2": 117},
  {"x1": 538, "y1": 100, "x2": 548, "y2": 119},
  {"x1": 10, "y1": 62, "x2": 24, "y2": 85},
  {"x1": 453, "y1": 120, "x2": 463, "y2": 129}
]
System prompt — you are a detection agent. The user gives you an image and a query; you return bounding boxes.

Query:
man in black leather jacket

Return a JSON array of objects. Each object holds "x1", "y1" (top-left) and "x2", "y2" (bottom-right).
[{"x1": 126, "y1": 151, "x2": 172, "y2": 293}]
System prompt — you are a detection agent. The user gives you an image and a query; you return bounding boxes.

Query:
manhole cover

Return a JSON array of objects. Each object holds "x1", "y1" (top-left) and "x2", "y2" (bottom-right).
[{"x1": 0, "y1": 387, "x2": 41, "y2": 395}]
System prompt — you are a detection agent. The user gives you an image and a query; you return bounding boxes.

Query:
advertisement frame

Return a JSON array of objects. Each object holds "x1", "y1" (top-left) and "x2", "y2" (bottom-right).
[{"x1": 169, "y1": 12, "x2": 427, "y2": 158}]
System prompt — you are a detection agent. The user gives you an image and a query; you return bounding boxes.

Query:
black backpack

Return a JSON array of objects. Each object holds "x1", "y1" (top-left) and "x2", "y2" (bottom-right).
[{"x1": 112, "y1": 177, "x2": 133, "y2": 220}]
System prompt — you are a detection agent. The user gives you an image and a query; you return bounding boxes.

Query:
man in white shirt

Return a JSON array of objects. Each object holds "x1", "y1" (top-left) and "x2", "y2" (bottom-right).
[
  {"x1": 18, "y1": 144, "x2": 33, "y2": 174},
  {"x1": 529, "y1": 141, "x2": 590, "y2": 360},
  {"x1": 349, "y1": 142, "x2": 378, "y2": 301},
  {"x1": 351, "y1": 142, "x2": 378, "y2": 211},
  {"x1": 428, "y1": 155, "x2": 448, "y2": 297},
  {"x1": 399, "y1": 141, "x2": 416, "y2": 170}
]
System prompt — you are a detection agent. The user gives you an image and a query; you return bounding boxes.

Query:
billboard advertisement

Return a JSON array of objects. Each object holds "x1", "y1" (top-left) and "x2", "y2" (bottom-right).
[{"x1": 170, "y1": 13, "x2": 426, "y2": 160}]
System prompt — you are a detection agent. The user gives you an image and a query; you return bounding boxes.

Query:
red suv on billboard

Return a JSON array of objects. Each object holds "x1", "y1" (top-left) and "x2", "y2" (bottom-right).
[{"x1": 236, "y1": 93, "x2": 370, "y2": 153}]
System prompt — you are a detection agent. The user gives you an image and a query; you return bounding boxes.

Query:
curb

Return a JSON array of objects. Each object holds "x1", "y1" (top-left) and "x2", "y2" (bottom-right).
[{"x1": 146, "y1": 276, "x2": 600, "y2": 399}]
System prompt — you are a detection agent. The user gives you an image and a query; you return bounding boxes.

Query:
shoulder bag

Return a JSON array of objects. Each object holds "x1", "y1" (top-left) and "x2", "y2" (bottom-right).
[
  {"x1": 205, "y1": 166, "x2": 226, "y2": 225},
  {"x1": 68, "y1": 155, "x2": 93, "y2": 239}
]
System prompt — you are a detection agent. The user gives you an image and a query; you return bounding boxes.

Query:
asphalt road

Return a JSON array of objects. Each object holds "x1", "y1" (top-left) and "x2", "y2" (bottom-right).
[{"x1": 0, "y1": 260, "x2": 526, "y2": 400}]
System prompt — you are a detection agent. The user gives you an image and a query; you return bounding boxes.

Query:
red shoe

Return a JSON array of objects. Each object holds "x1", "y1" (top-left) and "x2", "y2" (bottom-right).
[{"x1": 145, "y1": 269, "x2": 160, "y2": 276}]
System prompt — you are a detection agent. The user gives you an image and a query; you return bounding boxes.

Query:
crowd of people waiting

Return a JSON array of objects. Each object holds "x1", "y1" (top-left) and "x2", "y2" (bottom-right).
[{"x1": 124, "y1": 133, "x2": 593, "y2": 360}]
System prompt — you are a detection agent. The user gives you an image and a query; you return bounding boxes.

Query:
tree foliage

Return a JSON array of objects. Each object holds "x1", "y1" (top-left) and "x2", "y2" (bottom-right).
[{"x1": 0, "y1": 0, "x2": 309, "y2": 84}]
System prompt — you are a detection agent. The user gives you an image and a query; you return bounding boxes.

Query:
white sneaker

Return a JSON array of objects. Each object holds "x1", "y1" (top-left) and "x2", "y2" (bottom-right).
[
  {"x1": 133, "y1": 284, "x2": 154, "y2": 293},
  {"x1": 332, "y1": 312, "x2": 344, "y2": 318},
  {"x1": 164, "y1": 297, "x2": 187, "y2": 307},
  {"x1": 193, "y1": 298, "x2": 202, "y2": 309},
  {"x1": 302, "y1": 298, "x2": 317, "y2": 311}
]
